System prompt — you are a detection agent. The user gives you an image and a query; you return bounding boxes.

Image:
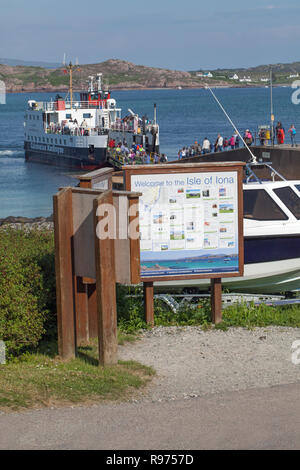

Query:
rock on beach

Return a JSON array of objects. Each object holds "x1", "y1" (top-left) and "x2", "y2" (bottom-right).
[{"x1": 0, "y1": 215, "x2": 54, "y2": 231}]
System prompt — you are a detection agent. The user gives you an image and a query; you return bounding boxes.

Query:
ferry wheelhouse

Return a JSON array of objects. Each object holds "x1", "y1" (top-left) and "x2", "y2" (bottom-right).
[{"x1": 24, "y1": 71, "x2": 159, "y2": 169}]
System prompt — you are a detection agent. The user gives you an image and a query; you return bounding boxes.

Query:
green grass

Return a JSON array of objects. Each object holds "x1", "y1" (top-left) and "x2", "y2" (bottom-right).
[
  {"x1": 117, "y1": 288, "x2": 300, "y2": 333},
  {"x1": 47, "y1": 71, "x2": 69, "y2": 87},
  {"x1": 106, "y1": 73, "x2": 144, "y2": 85},
  {"x1": 217, "y1": 301, "x2": 300, "y2": 330},
  {"x1": 0, "y1": 340, "x2": 154, "y2": 411},
  {"x1": 117, "y1": 330, "x2": 139, "y2": 345}
]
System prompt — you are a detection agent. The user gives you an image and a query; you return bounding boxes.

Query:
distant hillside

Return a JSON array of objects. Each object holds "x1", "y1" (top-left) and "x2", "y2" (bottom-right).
[
  {"x1": 0, "y1": 59, "x2": 231, "y2": 93},
  {"x1": 0, "y1": 58, "x2": 60, "y2": 68},
  {"x1": 191, "y1": 61, "x2": 300, "y2": 84},
  {"x1": 1, "y1": 58, "x2": 300, "y2": 93}
]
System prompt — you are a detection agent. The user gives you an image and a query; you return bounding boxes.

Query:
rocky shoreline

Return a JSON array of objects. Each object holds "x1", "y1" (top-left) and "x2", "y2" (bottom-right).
[
  {"x1": 0, "y1": 216, "x2": 54, "y2": 231},
  {"x1": 5, "y1": 83, "x2": 277, "y2": 93}
]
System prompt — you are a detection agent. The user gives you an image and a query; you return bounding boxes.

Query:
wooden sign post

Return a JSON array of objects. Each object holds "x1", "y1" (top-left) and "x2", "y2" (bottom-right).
[
  {"x1": 124, "y1": 162, "x2": 245, "y2": 325},
  {"x1": 93, "y1": 191, "x2": 117, "y2": 365},
  {"x1": 53, "y1": 188, "x2": 76, "y2": 359},
  {"x1": 144, "y1": 282, "x2": 154, "y2": 326},
  {"x1": 53, "y1": 186, "x2": 141, "y2": 366}
]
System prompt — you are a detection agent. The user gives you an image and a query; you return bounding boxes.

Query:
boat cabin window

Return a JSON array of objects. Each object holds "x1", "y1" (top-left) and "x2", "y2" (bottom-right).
[
  {"x1": 273, "y1": 186, "x2": 300, "y2": 220},
  {"x1": 83, "y1": 113, "x2": 91, "y2": 119},
  {"x1": 294, "y1": 184, "x2": 300, "y2": 194},
  {"x1": 243, "y1": 189, "x2": 288, "y2": 220}
]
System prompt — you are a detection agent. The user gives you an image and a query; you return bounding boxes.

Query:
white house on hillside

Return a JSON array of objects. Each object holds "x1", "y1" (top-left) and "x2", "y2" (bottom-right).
[
  {"x1": 239, "y1": 76, "x2": 252, "y2": 83},
  {"x1": 196, "y1": 71, "x2": 213, "y2": 78},
  {"x1": 229, "y1": 74, "x2": 239, "y2": 80}
]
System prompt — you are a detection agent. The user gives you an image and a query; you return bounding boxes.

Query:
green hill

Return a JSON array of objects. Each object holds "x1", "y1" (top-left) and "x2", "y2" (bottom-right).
[
  {"x1": 191, "y1": 62, "x2": 300, "y2": 84},
  {"x1": 1, "y1": 58, "x2": 300, "y2": 93}
]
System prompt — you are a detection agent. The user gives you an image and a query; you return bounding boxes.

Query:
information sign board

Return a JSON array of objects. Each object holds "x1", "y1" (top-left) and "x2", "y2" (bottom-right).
[{"x1": 124, "y1": 163, "x2": 244, "y2": 282}]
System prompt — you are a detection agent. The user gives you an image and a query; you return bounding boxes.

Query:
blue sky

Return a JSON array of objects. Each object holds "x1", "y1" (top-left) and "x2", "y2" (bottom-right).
[{"x1": 1, "y1": 0, "x2": 300, "y2": 70}]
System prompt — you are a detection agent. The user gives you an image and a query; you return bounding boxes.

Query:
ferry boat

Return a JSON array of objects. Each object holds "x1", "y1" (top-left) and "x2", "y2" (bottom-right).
[{"x1": 24, "y1": 66, "x2": 159, "y2": 169}]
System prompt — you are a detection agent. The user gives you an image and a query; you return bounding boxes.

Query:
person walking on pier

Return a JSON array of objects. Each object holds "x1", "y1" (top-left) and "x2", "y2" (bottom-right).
[
  {"x1": 288, "y1": 125, "x2": 297, "y2": 147},
  {"x1": 216, "y1": 134, "x2": 224, "y2": 152},
  {"x1": 202, "y1": 137, "x2": 211, "y2": 154},
  {"x1": 194, "y1": 141, "x2": 201, "y2": 155},
  {"x1": 229, "y1": 135, "x2": 235, "y2": 150},
  {"x1": 276, "y1": 122, "x2": 285, "y2": 145},
  {"x1": 235, "y1": 133, "x2": 240, "y2": 148},
  {"x1": 244, "y1": 130, "x2": 253, "y2": 146}
]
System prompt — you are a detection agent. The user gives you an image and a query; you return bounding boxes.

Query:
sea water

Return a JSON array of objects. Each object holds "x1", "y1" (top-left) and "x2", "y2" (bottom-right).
[{"x1": 0, "y1": 87, "x2": 299, "y2": 218}]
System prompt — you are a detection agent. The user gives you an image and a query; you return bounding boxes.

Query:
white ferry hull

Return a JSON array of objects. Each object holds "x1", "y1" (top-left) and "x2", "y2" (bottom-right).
[{"x1": 24, "y1": 134, "x2": 108, "y2": 169}]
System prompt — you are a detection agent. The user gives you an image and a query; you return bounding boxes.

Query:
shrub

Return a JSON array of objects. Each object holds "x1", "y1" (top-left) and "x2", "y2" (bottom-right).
[
  {"x1": 117, "y1": 285, "x2": 147, "y2": 332},
  {"x1": 116, "y1": 284, "x2": 212, "y2": 331},
  {"x1": 0, "y1": 229, "x2": 56, "y2": 357}
]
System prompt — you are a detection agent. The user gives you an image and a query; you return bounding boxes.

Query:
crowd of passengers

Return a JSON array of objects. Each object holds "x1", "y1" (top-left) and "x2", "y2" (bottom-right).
[{"x1": 107, "y1": 138, "x2": 168, "y2": 164}]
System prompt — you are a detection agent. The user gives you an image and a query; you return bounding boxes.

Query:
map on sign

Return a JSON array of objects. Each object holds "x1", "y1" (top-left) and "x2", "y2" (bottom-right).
[
  {"x1": 141, "y1": 185, "x2": 162, "y2": 209},
  {"x1": 131, "y1": 171, "x2": 240, "y2": 278}
]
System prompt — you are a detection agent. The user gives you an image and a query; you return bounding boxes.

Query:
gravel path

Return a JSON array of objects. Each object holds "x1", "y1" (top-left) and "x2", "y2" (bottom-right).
[{"x1": 119, "y1": 326, "x2": 300, "y2": 402}]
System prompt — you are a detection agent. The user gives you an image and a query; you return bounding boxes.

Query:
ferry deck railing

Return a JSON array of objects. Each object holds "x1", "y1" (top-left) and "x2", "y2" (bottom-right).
[
  {"x1": 34, "y1": 101, "x2": 119, "y2": 112},
  {"x1": 44, "y1": 122, "x2": 156, "y2": 136},
  {"x1": 45, "y1": 126, "x2": 109, "y2": 137}
]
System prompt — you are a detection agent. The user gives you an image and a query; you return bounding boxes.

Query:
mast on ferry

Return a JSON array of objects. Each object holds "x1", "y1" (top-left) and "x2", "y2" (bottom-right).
[{"x1": 63, "y1": 58, "x2": 80, "y2": 108}]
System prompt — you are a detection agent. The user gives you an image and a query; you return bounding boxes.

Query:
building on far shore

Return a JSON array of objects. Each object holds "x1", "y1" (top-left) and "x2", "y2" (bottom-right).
[
  {"x1": 196, "y1": 71, "x2": 213, "y2": 78},
  {"x1": 229, "y1": 74, "x2": 239, "y2": 80},
  {"x1": 239, "y1": 76, "x2": 252, "y2": 83}
]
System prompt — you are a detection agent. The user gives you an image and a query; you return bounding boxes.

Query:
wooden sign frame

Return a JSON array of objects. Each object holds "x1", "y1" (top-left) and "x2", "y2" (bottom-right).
[
  {"x1": 53, "y1": 186, "x2": 141, "y2": 365},
  {"x1": 76, "y1": 167, "x2": 114, "y2": 190},
  {"x1": 124, "y1": 162, "x2": 245, "y2": 325}
]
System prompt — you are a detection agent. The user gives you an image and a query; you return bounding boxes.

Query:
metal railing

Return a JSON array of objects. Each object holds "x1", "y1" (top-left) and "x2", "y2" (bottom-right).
[
  {"x1": 110, "y1": 122, "x2": 157, "y2": 134},
  {"x1": 32, "y1": 101, "x2": 118, "y2": 112},
  {"x1": 107, "y1": 149, "x2": 161, "y2": 169},
  {"x1": 45, "y1": 126, "x2": 109, "y2": 137}
]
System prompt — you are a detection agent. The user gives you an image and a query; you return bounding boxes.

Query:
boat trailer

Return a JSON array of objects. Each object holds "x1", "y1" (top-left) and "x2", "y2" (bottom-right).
[{"x1": 128, "y1": 293, "x2": 300, "y2": 314}]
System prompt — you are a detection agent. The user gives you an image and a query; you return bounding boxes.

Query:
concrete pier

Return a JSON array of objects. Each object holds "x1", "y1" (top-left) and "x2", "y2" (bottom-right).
[{"x1": 180, "y1": 145, "x2": 300, "y2": 180}]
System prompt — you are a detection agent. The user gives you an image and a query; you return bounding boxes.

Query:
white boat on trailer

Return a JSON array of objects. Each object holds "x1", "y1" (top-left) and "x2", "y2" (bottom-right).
[{"x1": 157, "y1": 162, "x2": 300, "y2": 294}]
